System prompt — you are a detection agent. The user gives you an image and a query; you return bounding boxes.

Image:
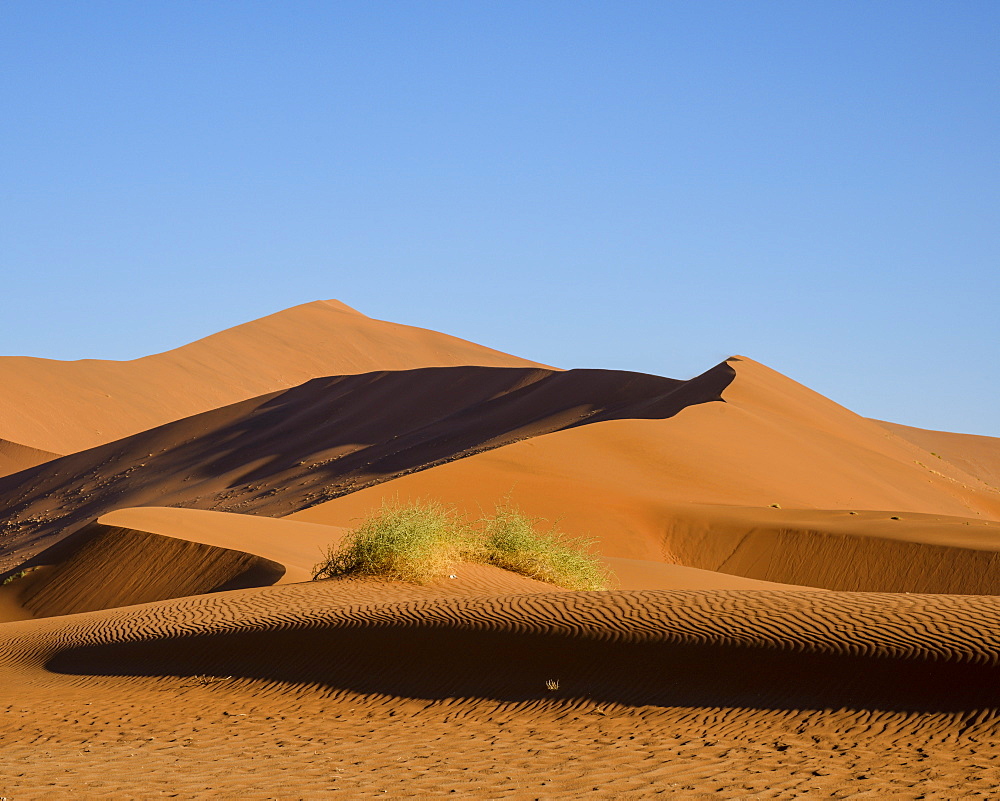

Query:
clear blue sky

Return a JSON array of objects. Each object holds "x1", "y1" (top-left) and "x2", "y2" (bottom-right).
[{"x1": 2, "y1": 1, "x2": 997, "y2": 435}]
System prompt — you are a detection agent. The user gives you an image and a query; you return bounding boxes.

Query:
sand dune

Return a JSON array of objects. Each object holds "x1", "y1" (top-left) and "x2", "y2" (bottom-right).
[
  {"x1": 3, "y1": 302, "x2": 1000, "y2": 797},
  {"x1": 1, "y1": 506, "x2": 564, "y2": 621},
  {"x1": 287, "y1": 357, "x2": 1000, "y2": 591},
  {"x1": 98, "y1": 506, "x2": 344, "y2": 583},
  {"x1": 0, "y1": 362, "x2": 733, "y2": 572},
  {"x1": 293, "y1": 357, "x2": 1000, "y2": 536},
  {"x1": 0, "y1": 299, "x2": 544, "y2": 456},
  {"x1": 3, "y1": 576, "x2": 1000, "y2": 796},
  {"x1": 1, "y1": 504, "x2": 816, "y2": 622},
  {"x1": 13, "y1": 525, "x2": 281, "y2": 621},
  {"x1": 300, "y1": 486, "x2": 1000, "y2": 593},
  {"x1": 879, "y1": 419, "x2": 1000, "y2": 491},
  {"x1": 4, "y1": 351, "x2": 997, "y2": 593},
  {"x1": 0, "y1": 438, "x2": 59, "y2": 478},
  {"x1": 34, "y1": 583, "x2": 1000, "y2": 711}
]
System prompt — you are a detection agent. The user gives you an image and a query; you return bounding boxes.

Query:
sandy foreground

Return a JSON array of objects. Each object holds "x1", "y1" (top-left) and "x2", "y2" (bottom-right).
[{"x1": 2, "y1": 301, "x2": 999, "y2": 799}]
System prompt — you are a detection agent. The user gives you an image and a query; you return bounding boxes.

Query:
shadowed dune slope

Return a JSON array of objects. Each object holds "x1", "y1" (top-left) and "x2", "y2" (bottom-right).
[
  {"x1": 0, "y1": 506, "x2": 352, "y2": 621},
  {"x1": 6, "y1": 580, "x2": 1000, "y2": 715},
  {"x1": 12, "y1": 525, "x2": 283, "y2": 620},
  {"x1": 0, "y1": 362, "x2": 734, "y2": 572},
  {"x1": 0, "y1": 300, "x2": 546, "y2": 456},
  {"x1": 0, "y1": 438, "x2": 59, "y2": 478},
  {"x1": 878, "y1": 420, "x2": 1000, "y2": 492},
  {"x1": 289, "y1": 358, "x2": 1000, "y2": 592},
  {"x1": 96, "y1": 506, "x2": 346, "y2": 584},
  {"x1": 658, "y1": 506, "x2": 1000, "y2": 593}
]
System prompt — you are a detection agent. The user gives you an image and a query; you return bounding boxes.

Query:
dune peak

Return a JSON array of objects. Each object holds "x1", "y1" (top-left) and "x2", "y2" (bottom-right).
[{"x1": 315, "y1": 299, "x2": 368, "y2": 316}]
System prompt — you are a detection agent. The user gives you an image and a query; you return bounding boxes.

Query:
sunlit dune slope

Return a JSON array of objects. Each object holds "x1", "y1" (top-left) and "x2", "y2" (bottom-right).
[
  {"x1": 0, "y1": 438, "x2": 59, "y2": 478},
  {"x1": 0, "y1": 363, "x2": 733, "y2": 572},
  {"x1": 0, "y1": 300, "x2": 545, "y2": 455},
  {"x1": 295, "y1": 357, "x2": 999, "y2": 534},
  {"x1": 287, "y1": 357, "x2": 1000, "y2": 592},
  {"x1": 877, "y1": 420, "x2": 1000, "y2": 492}
]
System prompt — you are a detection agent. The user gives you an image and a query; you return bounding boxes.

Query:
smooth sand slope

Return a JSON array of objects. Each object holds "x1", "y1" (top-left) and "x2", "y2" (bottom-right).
[
  {"x1": 879, "y1": 419, "x2": 1000, "y2": 492},
  {"x1": 0, "y1": 438, "x2": 59, "y2": 479},
  {"x1": 0, "y1": 299, "x2": 544, "y2": 456},
  {"x1": 0, "y1": 362, "x2": 734, "y2": 572}
]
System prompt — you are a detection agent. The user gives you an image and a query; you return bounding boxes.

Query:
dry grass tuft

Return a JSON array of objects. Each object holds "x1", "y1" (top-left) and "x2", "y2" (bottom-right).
[
  {"x1": 312, "y1": 499, "x2": 475, "y2": 584},
  {"x1": 480, "y1": 501, "x2": 610, "y2": 591},
  {"x1": 313, "y1": 498, "x2": 611, "y2": 590}
]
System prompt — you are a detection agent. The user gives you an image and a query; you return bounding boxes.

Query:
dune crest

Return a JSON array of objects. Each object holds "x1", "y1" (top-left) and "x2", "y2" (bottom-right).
[
  {"x1": 0, "y1": 362, "x2": 734, "y2": 571},
  {"x1": 877, "y1": 419, "x2": 1000, "y2": 491},
  {"x1": 0, "y1": 438, "x2": 60, "y2": 478},
  {"x1": 0, "y1": 300, "x2": 545, "y2": 455}
]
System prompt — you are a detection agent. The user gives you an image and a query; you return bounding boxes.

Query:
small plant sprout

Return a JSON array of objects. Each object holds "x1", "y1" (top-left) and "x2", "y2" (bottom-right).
[
  {"x1": 2, "y1": 567, "x2": 36, "y2": 586},
  {"x1": 546, "y1": 679, "x2": 560, "y2": 691}
]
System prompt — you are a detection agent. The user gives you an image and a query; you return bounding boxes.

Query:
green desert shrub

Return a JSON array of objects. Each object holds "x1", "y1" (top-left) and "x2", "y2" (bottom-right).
[
  {"x1": 2, "y1": 566, "x2": 39, "y2": 586},
  {"x1": 311, "y1": 499, "x2": 474, "y2": 584},
  {"x1": 312, "y1": 498, "x2": 611, "y2": 590},
  {"x1": 480, "y1": 502, "x2": 610, "y2": 591}
]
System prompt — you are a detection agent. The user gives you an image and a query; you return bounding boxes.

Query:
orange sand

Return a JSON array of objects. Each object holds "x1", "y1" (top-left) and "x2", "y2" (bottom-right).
[
  {"x1": 0, "y1": 300, "x2": 544, "y2": 456},
  {"x1": 2, "y1": 301, "x2": 999, "y2": 798}
]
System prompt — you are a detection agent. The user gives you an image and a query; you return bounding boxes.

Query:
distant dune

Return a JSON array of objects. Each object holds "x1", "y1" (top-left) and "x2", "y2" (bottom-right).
[
  {"x1": 877, "y1": 419, "x2": 1000, "y2": 492},
  {"x1": 2, "y1": 301, "x2": 1000, "y2": 798},
  {"x1": 0, "y1": 438, "x2": 59, "y2": 479},
  {"x1": 0, "y1": 299, "x2": 544, "y2": 456}
]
